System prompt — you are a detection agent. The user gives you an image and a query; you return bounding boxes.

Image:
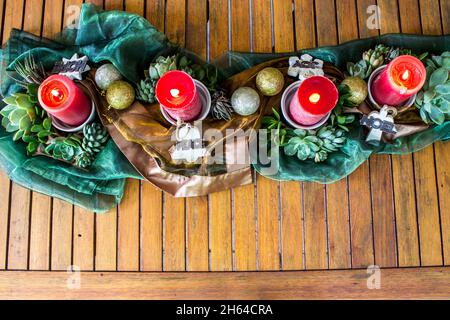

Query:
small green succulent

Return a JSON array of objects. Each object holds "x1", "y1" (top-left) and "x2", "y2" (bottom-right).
[
  {"x1": 284, "y1": 126, "x2": 347, "y2": 163},
  {"x1": 261, "y1": 108, "x2": 288, "y2": 146},
  {"x1": 415, "y1": 51, "x2": 450, "y2": 125},
  {"x1": 348, "y1": 44, "x2": 428, "y2": 80},
  {"x1": 1, "y1": 84, "x2": 52, "y2": 154}
]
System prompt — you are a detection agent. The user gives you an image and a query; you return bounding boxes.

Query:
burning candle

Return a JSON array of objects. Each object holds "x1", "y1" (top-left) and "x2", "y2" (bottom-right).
[
  {"x1": 155, "y1": 70, "x2": 202, "y2": 122},
  {"x1": 289, "y1": 76, "x2": 339, "y2": 126},
  {"x1": 371, "y1": 55, "x2": 426, "y2": 106},
  {"x1": 38, "y1": 75, "x2": 92, "y2": 126}
]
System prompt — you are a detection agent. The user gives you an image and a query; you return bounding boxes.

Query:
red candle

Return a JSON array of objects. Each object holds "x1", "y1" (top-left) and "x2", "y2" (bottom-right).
[
  {"x1": 38, "y1": 75, "x2": 91, "y2": 126},
  {"x1": 371, "y1": 55, "x2": 426, "y2": 106},
  {"x1": 155, "y1": 71, "x2": 202, "y2": 122},
  {"x1": 289, "y1": 76, "x2": 339, "y2": 126}
]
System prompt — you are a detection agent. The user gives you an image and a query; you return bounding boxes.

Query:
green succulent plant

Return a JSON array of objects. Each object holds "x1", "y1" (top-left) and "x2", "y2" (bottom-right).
[
  {"x1": 136, "y1": 54, "x2": 219, "y2": 103},
  {"x1": 284, "y1": 126, "x2": 347, "y2": 163},
  {"x1": 330, "y1": 84, "x2": 357, "y2": 132},
  {"x1": 415, "y1": 51, "x2": 450, "y2": 125},
  {"x1": 261, "y1": 108, "x2": 288, "y2": 146},
  {"x1": 348, "y1": 44, "x2": 428, "y2": 80},
  {"x1": 41, "y1": 123, "x2": 109, "y2": 169},
  {"x1": 1, "y1": 84, "x2": 52, "y2": 154}
]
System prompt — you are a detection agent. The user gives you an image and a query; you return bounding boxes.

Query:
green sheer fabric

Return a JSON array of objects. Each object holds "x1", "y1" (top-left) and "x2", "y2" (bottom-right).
[{"x1": 0, "y1": 4, "x2": 449, "y2": 211}]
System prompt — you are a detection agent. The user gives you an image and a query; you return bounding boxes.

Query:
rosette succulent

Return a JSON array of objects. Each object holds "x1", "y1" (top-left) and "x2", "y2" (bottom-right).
[
  {"x1": 284, "y1": 126, "x2": 347, "y2": 163},
  {"x1": 415, "y1": 52, "x2": 450, "y2": 125},
  {"x1": 1, "y1": 84, "x2": 52, "y2": 154}
]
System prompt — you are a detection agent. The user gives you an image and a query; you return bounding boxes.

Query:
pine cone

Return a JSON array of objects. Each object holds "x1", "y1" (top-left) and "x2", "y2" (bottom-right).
[
  {"x1": 82, "y1": 123, "x2": 109, "y2": 156},
  {"x1": 211, "y1": 90, "x2": 233, "y2": 121}
]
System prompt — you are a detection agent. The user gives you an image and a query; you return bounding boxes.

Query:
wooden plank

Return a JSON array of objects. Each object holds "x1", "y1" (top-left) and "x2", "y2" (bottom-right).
[
  {"x1": 0, "y1": 173, "x2": 10, "y2": 270},
  {"x1": 415, "y1": 0, "x2": 444, "y2": 266},
  {"x1": 392, "y1": 0, "x2": 421, "y2": 267},
  {"x1": 325, "y1": 0, "x2": 354, "y2": 270},
  {"x1": 1, "y1": 267, "x2": 450, "y2": 299},
  {"x1": 349, "y1": 163, "x2": 374, "y2": 268},
  {"x1": 356, "y1": 0, "x2": 379, "y2": 39},
  {"x1": 146, "y1": 0, "x2": 165, "y2": 31},
  {"x1": 273, "y1": 0, "x2": 303, "y2": 271},
  {"x1": 436, "y1": 0, "x2": 450, "y2": 266},
  {"x1": 230, "y1": 0, "x2": 257, "y2": 271},
  {"x1": 301, "y1": 0, "x2": 335, "y2": 270},
  {"x1": 252, "y1": 0, "x2": 280, "y2": 271},
  {"x1": 105, "y1": 0, "x2": 123, "y2": 10},
  {"x1": 95, "y1": 209, "x2": 117, "y2": 271},
  {"x1": 7, "y1": 184, "x2": 30, "y2": 270},
  {"x1": 25, "y1": 0, "x2": 52, "y2": 273},
  {"x1": 43, "y1": 0, "x2": 73, "y2": 272},
  {"x1": 369, "y1": 0, "x2": 398, "y2": 268},
  {"x1": 229, "y1": 0, "x2": 255, "y2": 272},
  {"x1": 208, "y1": 0, "x2": 232, "y2": 272},
  {"x1": 117, "y1": 179, "x2": 140, "y2": 271},
  {"x1": 116, "y1": 1, "x2": 145, "y2": 273},
  {"x1": 3, "y1": 0, "x2": 28, "y2": 271},
  {"x1": 294, "y1": 0, "x2": 316, "y2": 50},
  {"x1": 139, "y1": 3, "x2": 164, "y2": 272},
  {"x1": 73, "y1": 208, "x2": 94, "y2": 270},
  {"x1": 162, "y1": 0, "x2": 187, "y2": 272},
  {"x1": 93, "y1": 0, "x2": 120, "y2": 273},
  {"x1": 185, "y1": 0, "x2": 209, "y2": 272}
]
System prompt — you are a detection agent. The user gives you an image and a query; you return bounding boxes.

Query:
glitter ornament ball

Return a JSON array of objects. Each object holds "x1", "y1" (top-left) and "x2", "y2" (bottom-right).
[
  {"x1": 231, "y1": 87, "x2": 260, "y2": 116},
  {"x1": 256, "y1": 67, "x2": 285, "y2": 96},
  {"x1": 341, "y1": 77, "x2": 368, "y2": 105},
  {"x1": 106, "y1": 81, "x2": 135, "y2": 110},
  {"x1": 95, "y1": 64, "x2": 123, "y2": 91}
]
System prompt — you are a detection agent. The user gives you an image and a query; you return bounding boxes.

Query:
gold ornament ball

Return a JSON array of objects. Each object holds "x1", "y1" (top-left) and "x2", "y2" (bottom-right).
[
  {"x1": 256, "y1": 67, "x2": 285, "y2": 96},
  {"x1": 106, "y1": 81, "x2": 135, "y2": 110},
  {"x1": 341, "y1": 77, "x2": 368, "y2": 105}
]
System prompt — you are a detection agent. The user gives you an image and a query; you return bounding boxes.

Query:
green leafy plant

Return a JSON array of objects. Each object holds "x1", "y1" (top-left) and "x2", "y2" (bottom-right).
[
  {"x1": 1, "y1": 84, "x2": 52, "y2": 154},
  {"x1": 136, "y1": 54, "x2": 219, "y2": 103},
  {"x1": 330, "y1": 84, "x2": 356, "y2": 132},
  {"x1": 261, "y1": 108, "x2": 288, "y2": 146},
  {"x1": 284, "y1": 126, "x2": 347, "y2": 163},
  {"x1": 415, "y1": 51, "x2": 450, "y2": 125},
  {"x1": 347, "y1": 44, "x2": 428, "y2": 80}
]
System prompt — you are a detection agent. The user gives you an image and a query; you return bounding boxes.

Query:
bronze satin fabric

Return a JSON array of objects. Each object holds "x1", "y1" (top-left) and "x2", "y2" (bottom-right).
[{"x1": 87, "y1": 58, "x2": 429, "y2": 197}]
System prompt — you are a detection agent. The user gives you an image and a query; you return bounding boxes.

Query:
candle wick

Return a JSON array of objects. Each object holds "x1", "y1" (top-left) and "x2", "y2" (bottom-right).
[
  {"x1": 401, "y1": 70, "x2": 410, "y2": 81},
  {"x1": 170, "y1": 89, "x2": 180, "y2": 98},
  {"x1": 309, "y1": 93, "x2": 321, "y2": 104}
]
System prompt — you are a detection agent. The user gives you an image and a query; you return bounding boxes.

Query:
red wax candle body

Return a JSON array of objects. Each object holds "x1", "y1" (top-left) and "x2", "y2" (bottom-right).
[
  {"x1": 289, "y1": 76, "x2": 339, "y2": 126},
  {"x1": 156, "y1": 71, "x2": 202, "y2": 122},
  {"x1": 38, "y1": 75, "x2": 91, "y2": 126},
  {"x1": 371, "y1": 55, "x2": 426, "y2": 106}
]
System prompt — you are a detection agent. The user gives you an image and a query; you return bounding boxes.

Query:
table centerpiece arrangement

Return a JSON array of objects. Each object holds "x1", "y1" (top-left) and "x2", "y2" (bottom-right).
[{"x1": 0, "y1": 4, "x2": 448, "y2": 211}]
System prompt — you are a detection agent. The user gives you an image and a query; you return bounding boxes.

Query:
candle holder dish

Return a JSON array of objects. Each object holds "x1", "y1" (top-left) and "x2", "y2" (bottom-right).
[
  {"x1": 280, "y1": 80, "x2": 331, "y2": 130},
  {"x1": 368, "y1": 65, "x2": 417, "y2": 114},
  {"x1": 51, "y1": 99, "x2": 96, "y2": 133},
  {"x1": 160, "y1": 80, "x2": 212, "y2": 125}
]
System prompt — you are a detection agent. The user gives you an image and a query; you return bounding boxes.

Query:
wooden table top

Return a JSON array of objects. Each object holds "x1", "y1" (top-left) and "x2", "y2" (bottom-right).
[{"x1": 0, "y1": 0, "x2": 449, "y2": 299}]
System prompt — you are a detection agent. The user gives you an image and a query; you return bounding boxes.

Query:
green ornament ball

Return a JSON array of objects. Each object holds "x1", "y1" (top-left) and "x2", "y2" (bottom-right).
[
  {"x1": 342, "y1": 77, "x2": 368, "y2": 105},
  {"x1": 231, "y1": 87, "x2": 260, "y2": 116},
  {"x1": 95, "y1": 63, "x2": 123, "y2": 91},
  {"x1": 256, "y1": 67, "x2": 285, "y2": 96},
  {"x1": 106, "y1": 81, "x2": 135, "y2": 110}
]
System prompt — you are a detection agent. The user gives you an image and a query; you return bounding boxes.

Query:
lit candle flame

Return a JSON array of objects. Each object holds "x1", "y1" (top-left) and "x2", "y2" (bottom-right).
[
  {"x1": 51, "y1": 88, "x2": 64, "y2": 102},
  {"x1": 170, "y1": 89, "x2": 180, "y2": 98},
  {"x1": 401, "y1": 70, "x2": 410, "y2": 81},
  {"x1": 309, "y1": 93, "x2": 321, "y2": 104}
]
